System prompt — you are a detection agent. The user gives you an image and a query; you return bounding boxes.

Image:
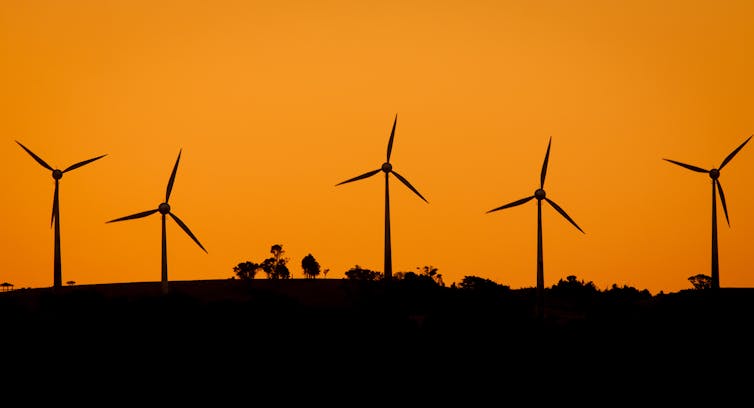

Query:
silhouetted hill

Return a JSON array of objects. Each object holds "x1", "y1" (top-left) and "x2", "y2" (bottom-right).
[
  {"x1": 2, "y1": 279, "x2": 753, "y2": 397},
  {"x1": 3, "y1": 279, "x2": 753, "y2": 343}
]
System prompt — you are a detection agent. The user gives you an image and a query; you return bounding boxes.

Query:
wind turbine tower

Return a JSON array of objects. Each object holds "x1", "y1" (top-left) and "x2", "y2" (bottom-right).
[
  {"x1": 107, "y1": 149, "x2": 207, "y2": 294},
  {"x1": 16, "y1": 141, "x2": 106, "y2": 289},
  {"x1": 487, "y1": 137, "x2": 584, "y2": 320},
  {"x1": 336, "y1": 114, "x2": 428, "y2": 282},
  {"x1": 664, "y1": 135, "x2": 751, "y2": 290}
]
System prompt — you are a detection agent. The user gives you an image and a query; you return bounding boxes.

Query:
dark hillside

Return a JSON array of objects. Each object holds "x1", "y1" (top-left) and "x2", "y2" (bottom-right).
[{"x1": 1, "y1": 279, "x2": 752, "y2": 396}]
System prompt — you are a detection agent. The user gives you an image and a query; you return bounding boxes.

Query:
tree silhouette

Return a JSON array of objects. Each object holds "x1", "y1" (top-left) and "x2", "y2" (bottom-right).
[
  {"x1": 549, "y1": 275, "x2": 599, "y2": 309},
  {"x1": 261, "y1": 244, "x2": 290, "y2": 279},
  {"x1": 233, "y1": 261, "x2": 260, "y2": 280},
  {"x1": 458, "y1": 276, "x2": 510, "y2": 291},
  {"x1": 301, "y1": 254, "x2": 321, "y2": 279},
  {"x1": 344, "y1": 265, "x2": 382, "y2": 281},
  {"x1": 551, "y1": 275, "x2": 598, "y2": 292},
  {"x1": 394, "y1": 270, "x2": 442, "y2": 289},
  {"x1": 688, "y1": 274, "x2": 713, "y2": 290},
  {"x1": 417, "y1": 265, "x2": 444, "y2": 287}
]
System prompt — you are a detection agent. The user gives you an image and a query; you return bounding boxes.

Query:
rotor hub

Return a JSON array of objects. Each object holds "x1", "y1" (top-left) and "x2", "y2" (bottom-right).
[
  {"x1": 381, "y1": 162, "x2": 392, "y2": 173},
  {"x1": 52, "y1": 169, "x2": 63, "y2": 180},
  {"x1": 534, "y1": 188, "x2": 546, "y2": 200},
  {"x1": 709, "y1": 168, "x2": 720, "y2": 180},
  {"x1": 158, "y1": 202, "x2": 171, "y2": 214}
]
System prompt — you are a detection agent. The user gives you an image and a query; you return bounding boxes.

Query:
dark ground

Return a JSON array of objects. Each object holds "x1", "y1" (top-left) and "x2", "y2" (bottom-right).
[{"x1": 1, "y1": 279, "x2": 752, "y2": 400}]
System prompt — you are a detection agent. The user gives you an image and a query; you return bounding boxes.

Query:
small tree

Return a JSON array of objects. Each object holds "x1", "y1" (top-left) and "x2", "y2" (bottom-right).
[
  {"x1": 344, "y1": 265, "x2": 382, "y2": 281},
  {"x1": 458, "y1": 275, "x2": 509, "y2": 291},
  {"x1": 261, "y1": 244, "x2": 290, "y2": 279},
  {"x1": 417, "y1": 265, "x2": 444, "y2": 287},
  {"x1": 689, "y1": 274, "x2": 712, "y2": 290},
  {"x1": 233, "y1": 261, "x2": 260, "y2": 280},
  {"x1": 552, "y1": 275, "x2": 598, "y2": 291},
  {"x1": 301, "y1": 254, "x2": 321, "y2": 279}
]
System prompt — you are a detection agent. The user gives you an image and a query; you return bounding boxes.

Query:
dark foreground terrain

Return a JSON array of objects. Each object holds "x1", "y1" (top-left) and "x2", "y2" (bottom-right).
[{"x1": 1, "y1": 279, "x2": 752, "y2": 399}]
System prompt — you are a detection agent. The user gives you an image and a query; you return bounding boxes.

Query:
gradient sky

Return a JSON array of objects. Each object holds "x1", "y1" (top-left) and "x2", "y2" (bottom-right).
[{"x1": 1, "y1": 0, "x2": 753, "y2": 294}]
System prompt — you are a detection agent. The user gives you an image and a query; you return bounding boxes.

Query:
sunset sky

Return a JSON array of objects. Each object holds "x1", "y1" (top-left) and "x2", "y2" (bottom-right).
[{"x1": 1, "y1": 0, "x2": 753, "y2": 295}]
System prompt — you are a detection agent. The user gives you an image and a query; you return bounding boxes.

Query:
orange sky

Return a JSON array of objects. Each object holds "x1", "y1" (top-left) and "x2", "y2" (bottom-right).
[{"x1": 1, "y1": 0, "x2": 753, "y2": 294}]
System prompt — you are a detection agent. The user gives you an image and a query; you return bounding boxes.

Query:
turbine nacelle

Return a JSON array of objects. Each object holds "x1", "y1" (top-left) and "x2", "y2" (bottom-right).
[
  {"x1": 381, "y1": 162, "x2": 392, "y2": 173},
  {"x1": 158, "y1": 202, "x2": 171, "y2": 214},
  {"x1": 52, "y1": 169, "x2": 63, "y2": 180},
  {"x1": 535, "y1": 188, "x2": 546, "y2": 200},
  {"x1": 709, "y1": 168, "x2": 720, "y2": 180}
]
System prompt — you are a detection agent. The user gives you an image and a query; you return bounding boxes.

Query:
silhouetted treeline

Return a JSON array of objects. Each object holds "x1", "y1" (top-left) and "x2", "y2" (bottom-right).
[
  {"x1": 2, "y1": 276, "x2": 752, "y2": 399},
  {"x1": 1, "y1": 276, "x2": 748, "y2": 344}
]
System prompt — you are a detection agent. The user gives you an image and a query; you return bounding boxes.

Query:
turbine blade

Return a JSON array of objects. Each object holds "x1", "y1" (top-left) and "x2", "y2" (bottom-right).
[
  {"x1": 387, "y1": 114, "x2": 397, "y2": 163},
  {"x1": 544, "y1": 197, "x2": 584, "y2": 233},
  {"x1": 486, "y1": 195, "x2": 535, "y2": 213},
  {"x1": 716, "y1": 180, "x2": 730, "y2": 227},
  {"x1": 663, "y1": 158, "x2": 708, "y2": 173},
  {"x1": 540, "y1": 136, "x2": 552, "y2": 188},
  {"x1": 335, "y1": 168, "x2": 381, "y2": 186},
  {"x1": 169, "y1": 212, "x2": 207, "y2": 253},
  {"x1": 166, "y1": 149, "x2": 182, "y2": 203},
  {"x1": 106, "y1": 209, "x2": 159, "y2": 223},
  {"x1": 719, "y1": 135, "x2": 752, "y2": 170},
  {"x1": 63, "y1": 154, "x2": 107, "y2": 173},
  {"x1": 391, "y1": 170, "x2": 428, "y2": 203},
  {"x1": 51, "y1": 182, "x2": 59, "y2": 228},
  {"x1": 16, "y1": 141, "x2": 53, "y2": 171}
]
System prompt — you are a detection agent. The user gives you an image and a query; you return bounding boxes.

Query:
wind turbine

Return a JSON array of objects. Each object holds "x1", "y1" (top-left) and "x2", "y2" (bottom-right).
[
  {"x1": 107, "y1": 149, "x2": 207, "y2": 294},
  {"x1": 663, "y1": 135, "x2": 751, "y2": 290},
  {"x1": 336, "y1": 114, "x2": 428, "y2": 282},
  {"x1": 486, "y1": 137, "x2": 584, "y2": 320},
  {"x1": 16, "y1": 141, "x2": 106, "y2": 290}
]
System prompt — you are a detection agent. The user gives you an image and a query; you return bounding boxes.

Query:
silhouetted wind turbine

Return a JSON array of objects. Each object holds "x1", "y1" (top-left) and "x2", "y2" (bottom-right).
[
  {"x1": 336, "y1": 114, "x2": 428, "y2": 282},
  {"x1": 486, "y1": 137, "x2": 584, "y2": 320},
  {"x1": 107, "y1": 149, "x2": 206, "y2": 294},
  {"x1": 16, "y1": 141, "x2": 106, "y2": 290},
  {"x1": 663, "y1": 135, "x2": 751, "y2": 290}
]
